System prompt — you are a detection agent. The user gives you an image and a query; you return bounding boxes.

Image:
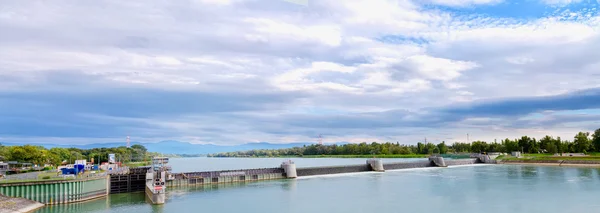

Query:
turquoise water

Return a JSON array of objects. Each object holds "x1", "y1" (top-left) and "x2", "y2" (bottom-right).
[{"x1": 36, "y1": 158, "x2": 600, "y2": 213}]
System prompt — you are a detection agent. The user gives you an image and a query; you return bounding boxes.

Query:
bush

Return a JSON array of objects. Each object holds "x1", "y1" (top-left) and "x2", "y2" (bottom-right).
[{"x1": 42, "y1": 176, "x2": 51, "y2": 180}]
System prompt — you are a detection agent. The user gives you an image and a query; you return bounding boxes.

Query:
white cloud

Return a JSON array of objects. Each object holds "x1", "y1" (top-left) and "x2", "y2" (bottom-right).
[
  {"x1": 427, "y1": 0, "x2": 503, "y2": 7},
  {"x1": 403, "y1": 55, "x2": 478, "y2": 81},
  {"x1": 1, "y1": 0, "x2": 600, "y2": 145},
  {"x1": 243, "y1": 18, "x2": 342, "y2": 47},
  {"x1": 195, "y1": 0, "x2": 234, "y2": 5},
  {"x1": 539, "y1": 0, "x2": 583, "y2": 6},
  {"x1": 272, "y1": 62, "x2": 360, "y2": 92},
  {"x1": 505, "y1": 56, "x2": 535, "y2": 65}
]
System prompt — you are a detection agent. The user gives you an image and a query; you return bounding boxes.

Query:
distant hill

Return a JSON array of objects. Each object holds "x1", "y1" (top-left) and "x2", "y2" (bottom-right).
[{"x1": 0, "y1": 141, "x2": 350, "y2": 155}]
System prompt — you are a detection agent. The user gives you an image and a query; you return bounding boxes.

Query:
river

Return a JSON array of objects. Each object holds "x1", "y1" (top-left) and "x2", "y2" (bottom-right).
[{"x1": 35, "y1": 157, "x2": 600, "y2": 213}]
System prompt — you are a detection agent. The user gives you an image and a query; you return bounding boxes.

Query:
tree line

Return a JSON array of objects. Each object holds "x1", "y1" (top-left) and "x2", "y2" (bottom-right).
[
  {"x1": 209, "y1": 129, "x2": 600, "y2": 157},
  {"x1": 0, "y1": 144, "x2": 155, "y2": 166}
]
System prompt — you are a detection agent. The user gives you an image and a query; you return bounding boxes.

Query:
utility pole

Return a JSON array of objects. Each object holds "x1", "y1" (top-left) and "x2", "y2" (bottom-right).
[{"x1": 467, "y1": 134, "x2": 470, "y2": 143}]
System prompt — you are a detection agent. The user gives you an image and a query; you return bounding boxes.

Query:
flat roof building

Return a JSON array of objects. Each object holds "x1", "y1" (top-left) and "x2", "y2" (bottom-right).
[{"x1": 0, "y1": 162, "x2": 8, "y2": 176}]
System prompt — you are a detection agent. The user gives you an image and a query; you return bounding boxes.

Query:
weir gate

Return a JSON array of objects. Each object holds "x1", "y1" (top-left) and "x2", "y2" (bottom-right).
[{"x1": 109, "y1": 157, "x2": 493, "y2": 194}]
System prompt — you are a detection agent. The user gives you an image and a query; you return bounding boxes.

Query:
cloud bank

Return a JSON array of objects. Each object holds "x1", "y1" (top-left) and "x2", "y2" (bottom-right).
[{"x1": 1, "y1": 0, "x2": 600, "y2": 145}]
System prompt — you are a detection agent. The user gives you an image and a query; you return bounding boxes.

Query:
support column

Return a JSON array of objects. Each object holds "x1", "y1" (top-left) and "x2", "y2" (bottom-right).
[
  {"x1": 281, "y1": 160, "x2": 297, "y2": 178},
  {"x1": 429, "y1": 156, "x2": 447, "y2": 167},
  {"x1": 367, "y1": 159, "x2": 385, "y2": 172}
]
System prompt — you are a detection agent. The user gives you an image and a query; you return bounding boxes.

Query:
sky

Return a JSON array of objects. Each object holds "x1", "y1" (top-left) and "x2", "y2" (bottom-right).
[{"x1": 1, "y1": 0, "x2": 600, "y2": 145}]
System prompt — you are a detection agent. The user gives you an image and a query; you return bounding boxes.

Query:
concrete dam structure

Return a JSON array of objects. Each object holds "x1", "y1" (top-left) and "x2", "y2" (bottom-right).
[
  {"x1": 106, "y1": 157, "x2": 492, "y2": 195},
  {"x1": 1, "y1": 156, "x2": 494, "y2": 209}
]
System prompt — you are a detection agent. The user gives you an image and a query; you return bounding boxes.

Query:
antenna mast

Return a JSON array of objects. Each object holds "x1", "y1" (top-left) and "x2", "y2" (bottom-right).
[
  {"x1": 318, "y1": 134, "x2": 323, "y2": 145},
  {"x1": 126, "y1": 135, "x2": 131, "y2": 148}
]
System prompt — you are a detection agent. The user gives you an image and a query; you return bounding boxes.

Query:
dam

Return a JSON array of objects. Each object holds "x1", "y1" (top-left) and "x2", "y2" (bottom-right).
[
  {"x1": 110, "y1": 156, "x2": 492, "y2": 193},
  {"x1": 1, "y1": 156, "x2": 495, "y2": 211}
]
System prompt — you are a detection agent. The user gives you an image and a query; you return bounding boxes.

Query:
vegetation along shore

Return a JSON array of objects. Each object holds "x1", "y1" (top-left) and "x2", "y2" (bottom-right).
[{"x1": 209, "y1": 129, "x2": 600, "y2": 160}]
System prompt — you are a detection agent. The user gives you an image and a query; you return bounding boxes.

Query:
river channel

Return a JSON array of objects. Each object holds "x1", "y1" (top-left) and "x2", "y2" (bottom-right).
[{"x1": 35, "y1": 157, "x2": 600, "y2": 213}]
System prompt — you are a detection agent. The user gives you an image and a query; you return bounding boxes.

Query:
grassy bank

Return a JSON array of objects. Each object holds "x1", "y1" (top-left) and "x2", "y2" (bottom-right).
[
  {"x1": 502, "y1": 156, "x2": 600, "y2": 161},
  {"x1": 497, "y1": 153, "x2": 600, "y2": 166},
  {"x1": 125, "y1": 161, "x2": 150, "y2": 167},
  {"x1": 300, "y1": 154, "x2": 428, "y2": 158},
  {"x1": 211, "y1": 154, "x2": 429, "y2": 158}
]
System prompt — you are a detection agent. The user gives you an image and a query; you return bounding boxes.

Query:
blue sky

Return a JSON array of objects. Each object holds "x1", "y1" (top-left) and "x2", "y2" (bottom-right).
[{"x1": 1, "y1": 0, "x2": 600, "y2": 145}]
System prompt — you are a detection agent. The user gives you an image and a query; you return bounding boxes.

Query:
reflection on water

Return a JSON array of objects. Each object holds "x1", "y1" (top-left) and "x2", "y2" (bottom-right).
[{"x1": 35, "y1": 161, "x2": 600, "y2": 213}]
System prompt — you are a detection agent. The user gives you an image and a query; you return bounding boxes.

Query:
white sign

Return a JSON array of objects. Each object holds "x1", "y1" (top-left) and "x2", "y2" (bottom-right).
[{"x1": 108, "y1": 154, "x2": 116, "y2": 164}]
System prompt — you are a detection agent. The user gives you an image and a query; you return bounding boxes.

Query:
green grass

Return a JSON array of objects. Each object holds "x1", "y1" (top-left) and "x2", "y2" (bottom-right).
[
  {"x1": 536, "y1": 156, "x2": 600, "y2": 161},
  {"x1": 2, "y1": 173, "x2": 67, "y2": 183},
  {"x1": 501, "y1": 154, "x2": 600, "y2": 162},
  {"x1": 125, "y1": 161, "x2": 150, "y2": 167},
  {"x1": 299, "y1": 154, "x2": 428, "y2": 158},
  {"x1": 213, "y1": 154, "x2": 429, "y2": 158},
  {"x1": 523, "y1": 153, "x2": 554, "y2": 157},
  {"x1": 1, "y1": 172, "x2": 107, "y2": 184}
]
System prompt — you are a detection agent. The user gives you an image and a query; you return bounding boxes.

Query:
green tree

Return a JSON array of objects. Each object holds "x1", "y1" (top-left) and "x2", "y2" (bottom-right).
[
  {"x1": 502, "y1": 138, "x2": 519, "y2": 152},
  {"x1": 546, "y1": 143, "x2": 558, "y2": 154},
  {"x1": 573, "y1": 132, "x2": 592, "y2": 153},
  {"x1": 437, "y1": 142, "x2": 448, "y2": 154},
  {"x1": 592, "y1": 128, "x2": 600, "y2": 152},
  {"x1": 417, "y1": 142, "x2": 425, "y2": 154},
  {"x1": 518, "y1": 136, "x2": 538, "y2": 153},
  {"x1": 424, "y1": 143, "x2": 437, "y2": 154},
  {"x1": 0, "y1": 143, "x2": 7, "y2": 161},
  {"x1": 470, "y1": 141, "x2": 489, "y2": 153},
  {"x1": 539, "y1": 135, "x2": 553, "y2": 152},
  {"x1": 451, "y1": 142, "x2": 471, "y2": 153}
]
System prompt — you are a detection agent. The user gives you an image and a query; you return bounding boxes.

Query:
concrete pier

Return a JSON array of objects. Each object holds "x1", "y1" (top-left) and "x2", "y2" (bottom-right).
[
  {"x1": 367, "y1": 159, "x2": 384, "y2": 172},
  {"x1": 429, "y1": 156, "x2": 447, "y2": 167},
  {"x1": 0, "y1": 194, "x2": 44, "y2": 213},
  {"x1": 281, "y1": 160, "x2": 297, "y2": 178}
]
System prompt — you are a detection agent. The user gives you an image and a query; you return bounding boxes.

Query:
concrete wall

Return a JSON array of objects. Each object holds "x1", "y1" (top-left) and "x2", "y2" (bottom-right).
[
  {"x1": 109, "y1": 173, "x2": 146, "y2": 194},
  {"x1": 167, "y1": 172, "x2": 285, "y2": 187},
  {"x1": 0, "y1": 176, "x2": 109, "y2": 205},
  {"x1": 383, "y1": 160, "x2": 432, "y2": 170},
  {"x1": 296, "y1": 164, "x2": 371, "y2": 177},
  {"x1": 445, "y1": 159, "x2": 479, "y2": 166}
]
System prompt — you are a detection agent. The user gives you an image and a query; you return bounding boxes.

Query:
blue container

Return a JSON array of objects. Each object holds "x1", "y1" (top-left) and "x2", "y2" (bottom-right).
[{"x1": 61, "y1": 168, "x2": 76, "y2": 175}]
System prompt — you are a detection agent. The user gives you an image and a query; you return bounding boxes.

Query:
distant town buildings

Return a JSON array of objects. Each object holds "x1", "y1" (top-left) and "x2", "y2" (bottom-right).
[{"x1": 0, "y1": 162, "x2": 8, "y2": 176}]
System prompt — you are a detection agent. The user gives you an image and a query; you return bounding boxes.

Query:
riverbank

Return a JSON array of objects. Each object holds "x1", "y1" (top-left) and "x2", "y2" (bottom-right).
[
  {"x1": 208, "y1": 154, "x2": 429, "y2": 158},
  {"x1": 499, "y1": 158, "x2": 600, "y2": 167},
  {"x1": 300, "y1": 154, "x2": 428, "y2": 158}
]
